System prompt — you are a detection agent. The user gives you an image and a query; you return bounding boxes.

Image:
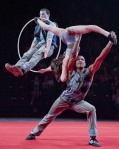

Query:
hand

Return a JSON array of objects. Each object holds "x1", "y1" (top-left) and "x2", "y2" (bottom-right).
[
  {"x1": 38, "y1": 69, "x2": 47, "y2": 74},
  {"x1": 34, "y1": 17, "x2": 39, "y2": 23},
  {"x1": 43, "y1": 47, "x2": 49, "y2": 58}
]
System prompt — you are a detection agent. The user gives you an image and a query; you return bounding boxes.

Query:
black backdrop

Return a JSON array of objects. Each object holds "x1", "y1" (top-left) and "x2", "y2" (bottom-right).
[{"x1": 0, "y1": 0, "x2": 119, "y2": 119}]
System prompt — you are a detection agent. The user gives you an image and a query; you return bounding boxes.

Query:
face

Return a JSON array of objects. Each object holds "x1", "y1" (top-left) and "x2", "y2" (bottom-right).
[
  {"x1": 40, "y1": 11, "x2": 50, "y2": 21},
  {"x1": 76, "y1": 56, "x2": 86, "y2": 68}
]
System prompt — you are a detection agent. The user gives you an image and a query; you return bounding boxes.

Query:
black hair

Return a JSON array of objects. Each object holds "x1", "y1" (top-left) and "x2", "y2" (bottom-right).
[{"x1": 76, "y1": 55, "x2": 85, "y2": 61}]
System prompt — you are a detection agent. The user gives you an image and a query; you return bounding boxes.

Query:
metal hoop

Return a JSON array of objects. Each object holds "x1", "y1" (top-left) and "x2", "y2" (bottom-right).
[{"x1": 17, "y1": 18, "x2": 61, "y2": 73}]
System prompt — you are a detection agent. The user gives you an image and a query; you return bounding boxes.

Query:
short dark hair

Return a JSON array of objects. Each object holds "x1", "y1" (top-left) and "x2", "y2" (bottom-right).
[
  {"x1": 76, "y1": 55, "x2": 85, "y2": 61},
  {"x1": 39, "y1": 8, "x2": 50, "y2": 15}
]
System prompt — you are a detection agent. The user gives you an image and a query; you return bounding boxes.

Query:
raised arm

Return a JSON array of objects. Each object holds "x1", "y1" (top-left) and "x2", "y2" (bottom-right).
[
  {"x1": 89, "y1": 32, "x2": 116, "y2": 75},
  {"x1": 67, "y1": 34, "x2": 82, "y2": 72}
]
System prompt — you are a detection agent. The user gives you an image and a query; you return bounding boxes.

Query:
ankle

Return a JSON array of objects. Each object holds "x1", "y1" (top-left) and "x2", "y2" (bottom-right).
[{"x1": 90, "y1": 136, "x2": 96, "y2": 139}]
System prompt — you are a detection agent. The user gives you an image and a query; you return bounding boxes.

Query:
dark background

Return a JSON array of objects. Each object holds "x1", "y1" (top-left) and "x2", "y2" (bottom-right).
[{"x1": 0, "y1": 0, "x2": 119, "y2": 119}]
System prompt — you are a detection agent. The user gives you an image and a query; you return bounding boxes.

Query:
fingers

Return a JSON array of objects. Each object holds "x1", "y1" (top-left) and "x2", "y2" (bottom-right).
[
  {"x1": 43, "y1": 48, "x2": 48, "y2": 58},
  {"x1": 38, "y1": 69, "x2": 45, "y2": 74}
]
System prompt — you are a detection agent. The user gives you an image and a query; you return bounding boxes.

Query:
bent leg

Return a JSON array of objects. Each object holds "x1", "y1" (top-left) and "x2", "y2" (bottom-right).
[
  {"x1": 5, "y1": 46, "x2": 39, "y2": 76},
  {"x1": 31, "y1": 98, "x2": 69, "y2": 136},
  {"x1": 15, "y1": 46, "x2": 39, "y2": 67},
  {"x1": 22, "y1": 44, "x2": 45, "y2": 73},
  {"x1": 71, "y1": 100, "x2": 98, "y2": 137},
  {"x1": 22, "y1": 44, "x2": 54, "y2": 73}
]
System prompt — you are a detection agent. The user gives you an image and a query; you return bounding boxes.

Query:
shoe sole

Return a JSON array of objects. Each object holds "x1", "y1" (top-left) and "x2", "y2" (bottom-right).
[
  {"x1": 25, "y1": 137, "x2": 35, "y2": 140},
  {"x1": 12, "y1": 66, "x2": 23, "y2": 76},
  {"x1": 5, "y1": 63, "x2": 19, "y2": 77},
  {"x1": 89, "y1": 142, "x2": 101, "y2": 147}
]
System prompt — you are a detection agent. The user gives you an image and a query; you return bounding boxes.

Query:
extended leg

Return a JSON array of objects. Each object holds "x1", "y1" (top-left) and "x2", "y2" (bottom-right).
[
  {"x1": 71, "y1": 100, "x2": 98, "y2": 137},
  {"x1": 5, "y1": 46, "x2": 38, "y2": 76},
  {"x1": 66, "y1": 25, "x2": 117, "y2": 45},
  {"x1": 25, "y1": 98, "x2": 69, "y2": 140},
  {"x1": 37, "y1": 19, "x2": 64, "y2": 38}
]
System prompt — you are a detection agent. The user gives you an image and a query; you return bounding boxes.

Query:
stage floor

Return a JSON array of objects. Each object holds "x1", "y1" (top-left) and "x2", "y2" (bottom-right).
[{"x1": 0, "y1": 118, "x2": 119, "y2": 149}]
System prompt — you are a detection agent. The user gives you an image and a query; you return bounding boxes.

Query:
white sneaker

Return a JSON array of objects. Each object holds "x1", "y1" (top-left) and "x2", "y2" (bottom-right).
[{"x1": 89, "y1": 138, "x2": 101, "y2": 147}]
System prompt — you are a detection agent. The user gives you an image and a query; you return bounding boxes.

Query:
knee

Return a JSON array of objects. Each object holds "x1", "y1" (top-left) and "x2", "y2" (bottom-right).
[
  {"x1": 87, "y1": 106, "x2": 96, "y2": 118},
  {"x1": 89, "y1": 106, "x2": 96, "y2": 114},
  {"x1": 90, "y1": 106, "x2": 96, "y2": 115},
  {"x1": 66, "y1": 27, "x2": 70, "y2": 32},
  {"x1": 66, "y1": 27, "x2": 73, "y2": 34},
  {"x1": 91, "y1": 105, "x2": 96, "y2": 113},
  {"x1": 22, "y1": 53, "x2": 30, "y2": 60}
]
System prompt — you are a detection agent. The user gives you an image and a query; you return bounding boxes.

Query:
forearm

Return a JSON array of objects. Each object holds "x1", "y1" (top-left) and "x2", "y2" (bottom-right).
[
  {"x1": 90, "y1": 41, "x2": 113, "y2": 73},
  {"x1": 46, "y1": 40, "x2": 52, "y2": 49},
  {"x1": 98, "y1": 41, "x2": 113, "y2": 61},
  {"x1": 45, "y1": 66, "x2": 52, "y2": 72},
  {"x1": 38, "y1": 66, "x2": 52, "y2": 74},
  {"x1": 68, "y1": 35, "x2": 82, "y2": 72},
  {"x1": 72, "y1": 35, "x2": 82, "y2": 58}
]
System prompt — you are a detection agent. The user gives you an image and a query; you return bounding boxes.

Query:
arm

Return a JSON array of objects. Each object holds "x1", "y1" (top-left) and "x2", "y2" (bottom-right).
[
  {"x1": 40, "y1": 35, "x2": 82, "y2": 78},
  {"x1": 72, "y1": 34, "x2": 82, "y2": 58},
  {"x1": 42, "y1": 21, "x2": 57, "y2": 58},
  {"x1": 44, "y1": 40, "x2": 52, "y2": 58},
  {"x1": 68, "y1": 35, "x2": 82, "y2": 72},
  {"x1": 38, "y1": 66, "x2": 52, "y2": 74},
  {"x1": 30, "y1": 23, "x2": 41, "y2": 49},
  {"x1": 89, "y1": 41, "x2": 114, "y2": 75}
]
